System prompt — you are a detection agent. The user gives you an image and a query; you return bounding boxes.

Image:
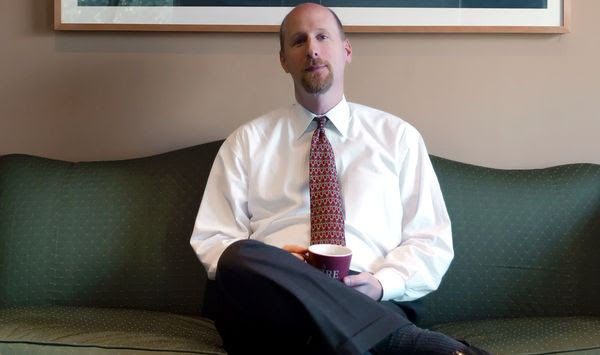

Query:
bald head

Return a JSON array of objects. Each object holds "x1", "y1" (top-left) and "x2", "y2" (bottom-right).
[
  {"x1": 278, "y1": 2, "x2": 352, "y2": 113},
  {"x1": 279, "y1": 3, "x2": 345, "y2": 54}
]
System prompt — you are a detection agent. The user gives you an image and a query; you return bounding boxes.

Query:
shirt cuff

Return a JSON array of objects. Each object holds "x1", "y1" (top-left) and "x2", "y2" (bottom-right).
[{"x1": 374, "y1": 267, "x2": 407, "y2": 301}]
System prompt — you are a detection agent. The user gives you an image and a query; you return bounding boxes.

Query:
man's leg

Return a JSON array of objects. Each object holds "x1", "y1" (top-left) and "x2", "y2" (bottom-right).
[
  {"x1": 215, "y1": 240, "x2": 407, "y2": 354},
  {"x1": 214, "y1": 240, "x2": 475, "y2": 355}
]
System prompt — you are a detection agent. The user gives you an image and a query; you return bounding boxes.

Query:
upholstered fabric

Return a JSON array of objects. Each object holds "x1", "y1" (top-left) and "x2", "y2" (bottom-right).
[
  {"x1": 0, "y1": 306, "x2": 224, "y2": 354},
  {"x1": 0, "y1": 156, "x2": 70, "y2": 307},
  {"x1": 0, "y1": 142, "x2": 223, "y2": 316},
  {"x1": 2, "y1": 141, "x2": 599, "y2": 355},
  {"x1": 422, "y1": 158, "x2": 600, "y2": 326},
  {"x1": 432, "y1": 316, "x2": 600, "y2": 354},
  {"x1": 0, "y1": 344, "x2": 204, "y2": 355}
]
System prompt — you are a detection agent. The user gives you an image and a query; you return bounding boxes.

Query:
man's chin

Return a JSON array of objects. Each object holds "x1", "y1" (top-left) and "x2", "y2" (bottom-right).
[
  {"x1": 301, "y1": 71, "x2": 333, "y2": 94},
  {"x1": 301, "y1": 79, "x2": 333, "y2": 94}
]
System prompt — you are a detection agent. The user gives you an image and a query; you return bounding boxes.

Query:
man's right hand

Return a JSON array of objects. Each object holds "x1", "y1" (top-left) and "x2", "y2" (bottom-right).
[{"x1": 282, "y1": 245, "x2": 308, "y2": 262}]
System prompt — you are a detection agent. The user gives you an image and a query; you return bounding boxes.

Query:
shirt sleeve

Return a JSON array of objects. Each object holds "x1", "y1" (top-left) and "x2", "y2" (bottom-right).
[
  {"x1": 373, "y1": 127, "x2": 454, "y2": 302},
  {"x1": 190, "y1": 130, "x2": 251, "y2": 280}
]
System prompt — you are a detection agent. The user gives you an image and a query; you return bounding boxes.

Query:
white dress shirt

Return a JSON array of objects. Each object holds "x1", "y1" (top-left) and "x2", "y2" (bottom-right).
[{"x1": 190, "y1": 97, "x2": 453, "y2": 302}]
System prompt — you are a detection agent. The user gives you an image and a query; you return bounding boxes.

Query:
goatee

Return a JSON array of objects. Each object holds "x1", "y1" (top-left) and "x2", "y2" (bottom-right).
[{"x1": 302, "y1": 60, "x2": 333, "y2": 94}]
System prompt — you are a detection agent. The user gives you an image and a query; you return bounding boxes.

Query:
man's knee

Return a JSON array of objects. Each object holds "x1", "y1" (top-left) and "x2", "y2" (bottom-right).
[
  {"x1": 218, "y1": 239, "x2": 260, "y2": 268},
  {"x1": 217, "y1": 239, "x2": 280, "y2": 283},
  {"x1": 214, "y1": 240, "x2": 265, "y2": 316}
]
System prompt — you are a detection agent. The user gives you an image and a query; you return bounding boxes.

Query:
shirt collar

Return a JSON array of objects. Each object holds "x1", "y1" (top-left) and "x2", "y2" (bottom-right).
[{"x1": 292, "y1": 97, "x2": 350, "y2": 140}]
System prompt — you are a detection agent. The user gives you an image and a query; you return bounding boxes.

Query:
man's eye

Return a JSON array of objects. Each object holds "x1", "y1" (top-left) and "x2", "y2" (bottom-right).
[{"x1": 317, "y1": 34, "x2": 329, "y2": 40}]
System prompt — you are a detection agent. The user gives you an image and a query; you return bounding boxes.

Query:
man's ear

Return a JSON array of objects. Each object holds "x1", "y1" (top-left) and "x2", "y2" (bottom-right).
[
  {"x1": 280, "y1": 51, "x2": 290, "y2": 73},
  {"x1": 344, "y1": 39, "x2": 353, "y2": 64}
]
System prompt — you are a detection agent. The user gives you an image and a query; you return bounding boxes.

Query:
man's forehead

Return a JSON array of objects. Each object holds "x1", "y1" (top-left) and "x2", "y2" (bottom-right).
[
  {"x1": 289, "y1": 26, "x2": 331, "y2": 37},
  {"x1": 283, "y1": 6, "x2": 339, "y2": 36}
]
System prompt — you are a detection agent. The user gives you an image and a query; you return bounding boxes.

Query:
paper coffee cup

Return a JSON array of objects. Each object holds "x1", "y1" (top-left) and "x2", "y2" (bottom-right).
[{"x1": 307, "y1": 244, "x2": 352, "y2": 281}]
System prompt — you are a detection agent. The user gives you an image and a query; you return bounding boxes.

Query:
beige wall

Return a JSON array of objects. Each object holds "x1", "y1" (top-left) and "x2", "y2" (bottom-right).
[{"x1": 1, "y1": 0, "x2": 599, "y2": 168}]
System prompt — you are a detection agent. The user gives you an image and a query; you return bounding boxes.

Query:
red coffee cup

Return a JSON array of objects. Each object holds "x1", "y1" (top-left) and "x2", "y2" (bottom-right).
[{"x1": 307, "y1": 244, "x2": 352, "y2": 281}]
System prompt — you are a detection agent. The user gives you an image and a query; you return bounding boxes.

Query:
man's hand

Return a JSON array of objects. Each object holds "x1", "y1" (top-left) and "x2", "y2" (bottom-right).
[
  {"x1": 282, "y1": 244, "x2": 308, "y2": 262},
  {"x1": 343, "y1": 272, "x2": 383, "y2": 301}
]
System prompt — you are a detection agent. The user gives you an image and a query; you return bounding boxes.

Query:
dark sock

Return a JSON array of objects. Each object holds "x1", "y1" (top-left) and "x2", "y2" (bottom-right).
[{"x1": 372, "y1": 324, "x2": 468, "y2": 354}]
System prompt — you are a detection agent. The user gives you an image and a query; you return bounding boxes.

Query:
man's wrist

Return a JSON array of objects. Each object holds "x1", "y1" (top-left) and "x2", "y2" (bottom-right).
[
  {"x1": 375, "y1": 277, "x2": 383, "y2": 301},
  {"x1": 374, "y1": 267, "x2": 407, "y2": 301}
]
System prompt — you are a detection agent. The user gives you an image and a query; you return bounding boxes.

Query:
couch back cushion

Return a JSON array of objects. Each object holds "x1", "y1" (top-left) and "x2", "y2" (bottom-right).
[
  {"x1": 0, "y1": 141, "x2": 223, "y2": 316},
  {"x1": 422, "y1": 157, "x2": 600, "y2": 326},
  {"x1": 2, "y1": 142, "x2": 599, "y2": 324}
]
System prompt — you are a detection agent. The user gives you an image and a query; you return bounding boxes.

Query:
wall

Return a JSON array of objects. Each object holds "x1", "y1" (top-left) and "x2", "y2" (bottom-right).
[{"x1": 1, "y1": 0, "x2": 598, "y2": 168}]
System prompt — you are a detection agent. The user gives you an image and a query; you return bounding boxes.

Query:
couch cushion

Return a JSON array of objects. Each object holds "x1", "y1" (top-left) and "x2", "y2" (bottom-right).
[
  {"x1": 0, "y1": 141, "x2": 224, "y2": 316},
  {"x1": 0, "y1": 156, "x2": 70, "y2": 307},
  {"x1": 431, "y1": 316, "x2": 600, "y2": 354},
  {"x1": 424, "y1": 158, "x2": 600, "y2": 326},
  {"x1": 0, "y1": 306, "x2": 225, "y2": 354}
]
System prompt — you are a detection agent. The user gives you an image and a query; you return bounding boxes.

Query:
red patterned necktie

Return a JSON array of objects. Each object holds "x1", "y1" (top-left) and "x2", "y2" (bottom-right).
[{"x1": 309, "y1": 116, "x2": 345, "y2": 246}]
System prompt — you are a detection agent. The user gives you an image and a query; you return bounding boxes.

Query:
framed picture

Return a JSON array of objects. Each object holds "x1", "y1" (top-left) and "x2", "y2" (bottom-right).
[{"x1": 54, "y1": 0, "x2": 570, "y2": 33}]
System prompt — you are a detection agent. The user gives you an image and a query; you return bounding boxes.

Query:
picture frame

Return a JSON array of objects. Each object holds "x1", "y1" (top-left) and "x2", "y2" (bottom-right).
[{"x1": 54, "y1": 0, "x2": 570, "y2": 33}]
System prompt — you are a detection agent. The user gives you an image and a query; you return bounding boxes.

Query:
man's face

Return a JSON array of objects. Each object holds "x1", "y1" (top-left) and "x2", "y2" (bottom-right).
[{"x1": 279, "y1": 4, "x2": 352, "y2": 96}]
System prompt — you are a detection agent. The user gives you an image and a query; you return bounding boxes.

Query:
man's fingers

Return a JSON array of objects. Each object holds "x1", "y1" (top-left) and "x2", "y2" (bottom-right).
[
  {"x1": 343, "y1": 277, "x2": 354, "y2": 286},
  {"x1": 282, "y1": 245, "x2": 308, "y2": 261},
  {"x1": 343, "y1": 274, "x2": 364, "y2": 287},
  {"x1": 343, "y1": 273, "x2": 383, "y2": 301},
  {"x1": 282, "y1": 244, "x2": 308, "y2": 254},
  {"x1": 291, "y1": 252, "x2": 306, "y2": 261}
]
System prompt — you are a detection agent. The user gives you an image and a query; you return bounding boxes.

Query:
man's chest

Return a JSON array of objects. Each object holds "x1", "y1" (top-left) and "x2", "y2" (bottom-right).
[{"x1": 245, "y1": 141, "x2": 403, "y2": 226}]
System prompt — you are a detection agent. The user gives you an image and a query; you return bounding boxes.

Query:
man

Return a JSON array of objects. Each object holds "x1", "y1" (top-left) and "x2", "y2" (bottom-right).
[{"x1": 191, "y1": 3, "x2": 488, "y2": 354}]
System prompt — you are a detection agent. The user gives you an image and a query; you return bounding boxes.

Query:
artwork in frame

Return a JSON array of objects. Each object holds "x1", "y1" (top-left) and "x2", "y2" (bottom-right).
[{"x1": 54, "y1": 0, "x2": 570, "y2": 33}]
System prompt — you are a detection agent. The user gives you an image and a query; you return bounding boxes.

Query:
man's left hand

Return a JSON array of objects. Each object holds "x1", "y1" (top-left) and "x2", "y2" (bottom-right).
[
  {"x1": 343, "y1": 272, "x2": 383, "y2": 301},
  {"x1": 282, "y1": 244, "x2": 309, "y2": 262}
]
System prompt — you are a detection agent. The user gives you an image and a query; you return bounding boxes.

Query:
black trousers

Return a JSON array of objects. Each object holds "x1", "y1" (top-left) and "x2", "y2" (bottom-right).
[{"x1": 214, "y1": 239, "x2": 421, "y2": 355}]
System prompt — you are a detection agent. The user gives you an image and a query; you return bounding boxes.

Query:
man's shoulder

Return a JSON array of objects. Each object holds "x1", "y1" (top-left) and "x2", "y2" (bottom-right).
[
  {"x1": 221, "y1": 106, "x2": 296, "y2": 153},
  {"x1": 226, "y1": 106, "x2": 290, "y2": 139},
  {"x1": 348, "y1": 101, "x2": 419, "y2": 136}
]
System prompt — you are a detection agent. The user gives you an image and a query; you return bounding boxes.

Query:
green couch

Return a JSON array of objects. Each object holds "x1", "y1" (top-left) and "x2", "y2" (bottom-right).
[{"x1": 1, "y1": 140, "x2": 599, "y2": 354}]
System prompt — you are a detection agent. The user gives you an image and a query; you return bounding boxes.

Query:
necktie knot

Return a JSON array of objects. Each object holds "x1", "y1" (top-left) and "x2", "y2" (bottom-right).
[{"x1": 316, "y1": 116, "x2": 328, "y2": 131}]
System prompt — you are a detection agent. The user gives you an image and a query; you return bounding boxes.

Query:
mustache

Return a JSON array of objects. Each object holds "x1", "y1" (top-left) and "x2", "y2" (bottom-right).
[{"x1": 305, "y1": 58, "x2": 330, "y2": 68}]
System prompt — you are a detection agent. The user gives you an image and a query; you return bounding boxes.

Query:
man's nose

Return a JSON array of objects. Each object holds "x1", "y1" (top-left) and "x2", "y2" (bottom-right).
[{"x1": 306, "y1": 38, "x2": 318, "y2": 58}]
